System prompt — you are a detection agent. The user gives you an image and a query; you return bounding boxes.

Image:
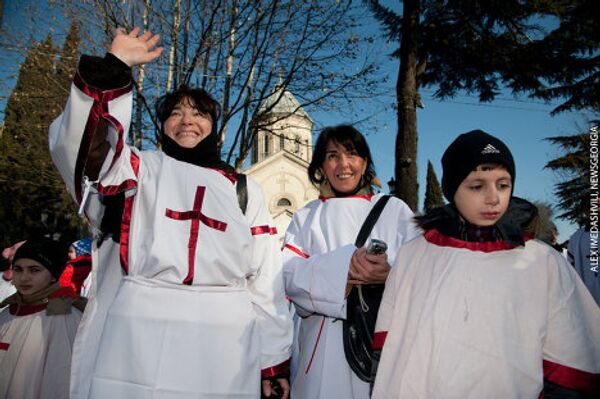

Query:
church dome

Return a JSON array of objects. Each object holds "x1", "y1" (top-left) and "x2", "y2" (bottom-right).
[{"x1": 257, "y1": 86, "x2": 311, "y2": 120}]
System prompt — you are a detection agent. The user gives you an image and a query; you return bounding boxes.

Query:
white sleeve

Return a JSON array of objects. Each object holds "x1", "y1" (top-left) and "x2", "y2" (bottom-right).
[
  {"x1": 244, "y1": 178, "x2": 293, "y2": 376},
  {"x1": 543, "y1": 249, "x2": 600, "y2": 391},
  {"x1": 48, "y1": 70, "x2": 137, "y2": 228},
  {"x1": 282, "y1": 211, "x2": 354, "y2": 319}
]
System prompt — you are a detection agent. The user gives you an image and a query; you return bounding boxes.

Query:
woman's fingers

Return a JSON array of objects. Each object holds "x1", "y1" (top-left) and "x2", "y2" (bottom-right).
[
  {"x1": 146, "y1": 33, "x2": 162, "y2": 49},
  {"x1": 128, "y1": 26, "x2": 141, "y2": 37}
]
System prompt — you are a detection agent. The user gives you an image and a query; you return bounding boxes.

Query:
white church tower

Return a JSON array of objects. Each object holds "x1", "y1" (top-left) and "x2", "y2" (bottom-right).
[{"x1": 244, "y1": 85, "x2": 319, "y2": 241}]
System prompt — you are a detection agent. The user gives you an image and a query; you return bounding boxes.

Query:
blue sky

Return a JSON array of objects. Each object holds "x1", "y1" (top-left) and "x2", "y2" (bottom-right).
[
  {"x1": 1, "y1": 0, "x2": 592, "y2": 242},
  {"x1": 332, "y1": 89, "x2": 592, "y2": 242}
]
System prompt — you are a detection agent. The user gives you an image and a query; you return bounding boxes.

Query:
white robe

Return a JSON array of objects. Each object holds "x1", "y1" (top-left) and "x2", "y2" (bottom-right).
[
  {"x1": 282, "y1": 194, "x2": 418, "y2": 399},
  {"x1": 0, "y1": 277, "x2": 15, "y2": 302},
  {"x1": 49, "y1": 69, "x2": 292, "y2": 398},
  {"x1": 372, "y1": 229, "x2": 600, "y2": 399},
  {"x1": 0, "y1": 303, "x2": 82, "y2": 399}
]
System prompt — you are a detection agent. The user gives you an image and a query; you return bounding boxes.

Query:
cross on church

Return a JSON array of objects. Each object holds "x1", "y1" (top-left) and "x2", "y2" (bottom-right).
[
  {"x1": 277, "y1": 174, "x2": 290, "y2": 192},
  {"x1": 165, "y1": 186, "x2": 227, "y2": 285}
]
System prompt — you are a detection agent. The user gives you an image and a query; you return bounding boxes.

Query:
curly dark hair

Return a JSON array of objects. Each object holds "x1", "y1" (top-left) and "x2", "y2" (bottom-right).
[
  {"x1": 308, "y1": 124, "x2": 376, "y2": 187},
  {"x1": 155, "y1": 85, "x2": 221, "y2": 136}
]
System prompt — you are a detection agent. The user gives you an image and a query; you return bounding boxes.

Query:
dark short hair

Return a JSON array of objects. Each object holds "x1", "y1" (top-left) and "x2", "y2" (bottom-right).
[
  {"x1": 13, "y1": 237, "x2": 69, "y2": 280},
  {"x1": 155, "y1": 85, "x2": 221, "y2": 135},
  {"x1": 308, "y1": 124, "x2": 376, "y2": 187}
]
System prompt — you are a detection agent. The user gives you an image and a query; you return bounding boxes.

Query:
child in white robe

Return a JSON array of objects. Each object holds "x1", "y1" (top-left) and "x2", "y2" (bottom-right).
[
  {"x1": 0, "y1": 238, "x2": 85, "y2": 399},
  {"x1": 372, "y1": 130, "x2": 600, "y2": 398}
]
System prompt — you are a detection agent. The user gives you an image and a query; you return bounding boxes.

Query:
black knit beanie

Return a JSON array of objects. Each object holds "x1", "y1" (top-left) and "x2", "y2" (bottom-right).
[
  {"x1": 13, "y1": 238, "x2": 68, "y2": 280},
  {"x1": 441, "y1": 130, "x2": 515, "y2": 202}
]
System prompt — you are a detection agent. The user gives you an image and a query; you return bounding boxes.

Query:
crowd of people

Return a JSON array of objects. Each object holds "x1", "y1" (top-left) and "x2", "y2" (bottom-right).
[{"x1": 1, "y1": 28, "x2": 599, "y2": 399}]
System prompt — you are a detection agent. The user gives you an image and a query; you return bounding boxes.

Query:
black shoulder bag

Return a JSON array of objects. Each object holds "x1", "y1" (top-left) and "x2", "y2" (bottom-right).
[{"x1": 343, "y1": 194, "x2": 391, "y2": 382}]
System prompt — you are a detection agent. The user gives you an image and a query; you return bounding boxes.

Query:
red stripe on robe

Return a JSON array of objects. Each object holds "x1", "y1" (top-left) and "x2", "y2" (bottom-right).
[
  {"x1": 543, "y1": 359, "x2": 600, "y2": 394},
  {"x1": 372, "y1": 331, "x2": 388, "y2": 350},
  {"x1": 283, "y1": 244, "x2": 309, "y2": 259}
]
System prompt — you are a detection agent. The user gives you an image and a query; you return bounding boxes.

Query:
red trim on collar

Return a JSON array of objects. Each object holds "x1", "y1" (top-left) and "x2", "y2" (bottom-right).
[
  {"x1": 372, "y1": 331, "x2": 388, "y2": 350},
  {"x1": 319, "y1": 192, "x2": 374, "y2": 202},
  {"x1": 283, "y1": 244, "x2": 309, "y2": 258},
  {"x1": 0, "y1": 342, "x2": 9, "y2": 350},
  {"x1": 9, "y1": 303, "x2": 47, "y2": 316},
  {"x1": 261, "y1": 358, "x2": 291, "y2": 378},
  {"x1": 424, "y1": 229, "x2": 531, "y2": 252},
  {"x1": 543, "y1": 359, "x2": 600, "y2": 394}
]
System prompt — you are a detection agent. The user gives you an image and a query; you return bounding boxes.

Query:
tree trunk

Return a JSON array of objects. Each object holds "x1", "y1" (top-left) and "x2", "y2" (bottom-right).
[
  {"x1": 219, "y1": 0, "x2": 237, "y2": 150},
  {"x1": 133, "y1": 0, "x2": 149, "y2": 150},
  {"x1": 166, "y1": 0, "x2": 181, "y2": 92},
  {"x1": 395, "y1": 0, "x2": 420, "y2": 211}
]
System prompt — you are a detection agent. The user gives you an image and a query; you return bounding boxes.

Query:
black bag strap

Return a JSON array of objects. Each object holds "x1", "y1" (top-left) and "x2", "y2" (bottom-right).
[
  {"x1": 354, "y1": 195, "x2": 392, "y2": 248},
  {"x1": 236, "y1": 173, "x2": 248, "y2": 215}
]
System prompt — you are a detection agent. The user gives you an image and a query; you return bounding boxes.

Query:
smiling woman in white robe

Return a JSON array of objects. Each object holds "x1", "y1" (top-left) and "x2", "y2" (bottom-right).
[
  {"x1": 49, "y1": 28, "x2": 292, "y2": 399},
  {"x1": 282, "y1": 125, "x2": 419, "y2": 399}
]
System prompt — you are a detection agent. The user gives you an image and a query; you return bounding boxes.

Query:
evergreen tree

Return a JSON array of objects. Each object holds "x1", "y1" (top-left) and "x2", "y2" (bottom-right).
[
  {"x1": 0, "y1": 30, "x2": 82, "y2": 247},
  {"x1": 55, "y1": 23, "x2": 80, "y2": 105},
  {"x1": 423, "y1": 160, "x2": 444, "y2": 213},
  {"x1": 545, "y1": 125, "x2": 594, "y2": 226},
  {"x1": 365, "y1": 0, "x2": 599, "y2": 211}
]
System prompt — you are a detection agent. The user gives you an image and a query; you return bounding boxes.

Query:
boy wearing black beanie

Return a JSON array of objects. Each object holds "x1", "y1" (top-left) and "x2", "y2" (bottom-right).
[{"x1": 371, "y1": 130, "x2": 600, "y2": 398}]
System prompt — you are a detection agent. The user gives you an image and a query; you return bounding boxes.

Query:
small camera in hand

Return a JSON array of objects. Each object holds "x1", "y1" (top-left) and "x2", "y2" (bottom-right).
[{"x1": 367, "y1": 239, "x2": 387, "y2": 255}]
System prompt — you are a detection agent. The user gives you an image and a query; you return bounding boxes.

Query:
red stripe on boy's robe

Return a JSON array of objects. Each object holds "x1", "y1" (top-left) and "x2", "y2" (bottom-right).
[{"x1": 543, "y1": 359, "x2": 600, "y2": 394}]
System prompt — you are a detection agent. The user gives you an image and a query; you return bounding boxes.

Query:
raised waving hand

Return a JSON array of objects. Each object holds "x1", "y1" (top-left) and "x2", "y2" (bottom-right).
[{"x1": 109, "y1": 27, "x2": 163, "y2": 67}]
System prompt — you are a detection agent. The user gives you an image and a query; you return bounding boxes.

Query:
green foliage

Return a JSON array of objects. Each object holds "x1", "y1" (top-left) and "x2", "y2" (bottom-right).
[
  {"x1": 423, "y1": 160, "x2": 444, "y2": 212},
  {"x1": 367, "y1": 0, "x2": 598, "y2": 113},
  {"x1": 365, "y1": 0, "x2": 598, "y2": 213},
  {"x1": 0, "y1": 25, "x2": 83, "y2": 248},
  {"x1": 544, "y1": 124, "x2": 595, "y2": 226}
]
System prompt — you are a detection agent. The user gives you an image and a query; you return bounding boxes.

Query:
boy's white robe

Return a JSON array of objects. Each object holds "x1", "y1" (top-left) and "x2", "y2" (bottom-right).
[
  {"x1": 0, "y1": 304, "x2": 82, "y2": 399},
  {"x1": 49, "y1": 71, "x2": 292, "y2": 398},
  {"x1": 282, "y1": 194, "x2": 418, "y2": 399},
  {"x1": 372, "y1": 230, "x2": 600, "y2": 399}
]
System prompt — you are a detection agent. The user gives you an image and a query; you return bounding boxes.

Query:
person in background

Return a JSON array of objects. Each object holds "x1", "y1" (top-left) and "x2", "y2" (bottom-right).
[
  {"x1": 371, "y1": 130, "x2": 600, "y2": 398},
  {"x1": 282, "y1": 125, "x2": 419, "y2": 399},
  {"x1": 567, "y1": 225, "x2": 600, "y2": 308},
  {"x1": 67, "y1": 238, "x2": 93, "y2": 297},
  {"x1": 0, "y1": 237, "x2": 85, "y2": 399},
  {"x1": 49, "y1": 27, "x2": 292, "y2": 399}
]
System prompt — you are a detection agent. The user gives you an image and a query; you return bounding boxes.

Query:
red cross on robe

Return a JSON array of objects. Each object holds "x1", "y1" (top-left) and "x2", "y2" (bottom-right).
[{"x1": 165, "y1": 186, "x2": 227, "y2": 284}]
